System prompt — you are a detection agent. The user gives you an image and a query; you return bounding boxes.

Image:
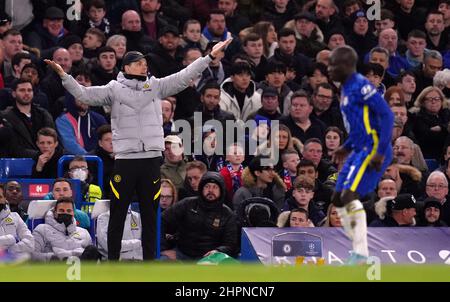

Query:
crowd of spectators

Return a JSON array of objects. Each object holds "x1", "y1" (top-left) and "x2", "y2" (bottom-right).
[{"x1": 1, "y1": 0, "x2": 450, "y2": 261}]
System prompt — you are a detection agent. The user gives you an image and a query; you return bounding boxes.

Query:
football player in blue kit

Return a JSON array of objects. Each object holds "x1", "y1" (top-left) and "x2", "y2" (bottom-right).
[{"x1": 328, "y1": 46, "x2": 394, "y2": 264}]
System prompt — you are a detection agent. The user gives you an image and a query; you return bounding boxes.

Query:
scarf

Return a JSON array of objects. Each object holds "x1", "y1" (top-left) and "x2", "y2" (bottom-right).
[
  {"x1": 227, "y1": 163, "x2": 242, "y2": 193},
  {"x1": 283, "y1": 169, "x2": 292, "y2": 191}
]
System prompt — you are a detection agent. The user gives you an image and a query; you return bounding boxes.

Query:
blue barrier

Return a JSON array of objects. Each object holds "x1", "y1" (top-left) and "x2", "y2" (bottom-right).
[{"x1": 0, "y1": 158, "x2": 35, "y2": 178}]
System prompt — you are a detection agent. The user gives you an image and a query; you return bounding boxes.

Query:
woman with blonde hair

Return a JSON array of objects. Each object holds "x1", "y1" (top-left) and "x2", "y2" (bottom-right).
[
  {"x1": 321, "y1": 204, "x2": 343, "y2": 227},
  {"x1": 160, "y1": 179, "x2": 178, "y2": 210},
  {"x1": 410, "y1": 86, "x2": 450, "y2": 160}
]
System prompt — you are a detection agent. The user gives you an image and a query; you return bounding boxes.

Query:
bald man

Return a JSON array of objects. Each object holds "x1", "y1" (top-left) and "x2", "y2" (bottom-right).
[
  {"x1": 41, "y1": 48, "x2": 74, "y2": 118},
  {"x1": 329, "y1": 46, "x2": 394, "y2": 264},
  {"x1": 365, "y1": 29, "x2": 411, "y2": 79},
  {"x1": 120, "y1": 10, "x2": 153, "y2": 53}
]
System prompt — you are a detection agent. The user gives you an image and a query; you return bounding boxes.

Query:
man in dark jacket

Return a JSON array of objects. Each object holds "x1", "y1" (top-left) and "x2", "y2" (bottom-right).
[
  {"x1": 370, "y1": 194, "x2": 417, "y2": 227},
  {"x1": 161, "y1": 172, "x2": 238, "y2": 260},
  {"x1": 89, "y1": 125, "x2": 115, "y2": 199},
  {"x1": 1, "y1": 79, "x2": 55, "y2": 158},
  {"x1": 147, "y1": 25, "x2": 184, "y2": 78},
  {"x1": 31, "y1": 127, "x2": 64, "y2": 179},
  {"x1": 188, "y1": 81, "x2": 235, "y2": 143},
  {"x1": 268, "y1": 28, "x2": 312, "y2": 85}
]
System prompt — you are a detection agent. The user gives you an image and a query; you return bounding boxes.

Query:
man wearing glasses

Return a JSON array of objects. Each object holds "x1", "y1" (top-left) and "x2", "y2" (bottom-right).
[
  {"x1": 424, "y1": 171, "x2": 450, "y2": 225},
  {"x1": 311, "y1": 82, "x2": 345, "y2": 133},
  {"x1": 232, "y1": 155, "x2": 286, "y2": 211}
]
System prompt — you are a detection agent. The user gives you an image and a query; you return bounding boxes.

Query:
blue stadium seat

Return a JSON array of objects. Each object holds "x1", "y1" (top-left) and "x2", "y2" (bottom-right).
[
  {"x1": 425, "y1": 159, "x2": 439, "y2": 172},
  {"x1": 0, "y1": 158, "x2": 35, "y2": 178},
  {"x1": 27, "y1": 200, "x2": 57, "y2": 231}
]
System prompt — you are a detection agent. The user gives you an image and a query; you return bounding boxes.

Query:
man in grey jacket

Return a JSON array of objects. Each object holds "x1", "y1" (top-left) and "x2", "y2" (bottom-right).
[
  {"x1": 0, "y1": 184, "x2": 34, "y2": 258},
  {"x1": 45, "y1": 38, "x2": 232, "y2": 260},
  {"x1": 32, "y1": 197, "x2": 92, "y2": 262}
]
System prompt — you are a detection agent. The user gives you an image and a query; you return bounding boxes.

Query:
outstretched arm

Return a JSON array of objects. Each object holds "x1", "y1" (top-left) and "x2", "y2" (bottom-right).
[
  {"x1": 44, "y1": 60, "x2": 113, "y2": 107},
  {"x1": 157, "y1": 39, "x2": 233, "y2": 99}
]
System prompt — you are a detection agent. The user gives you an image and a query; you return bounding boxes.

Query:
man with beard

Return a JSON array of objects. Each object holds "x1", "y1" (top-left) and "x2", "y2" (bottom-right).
[
  {"x1": 1, "y1": 79, "x2": 54, "y2": 158},
  {"x1": 424, "y1": 10, "x2": 448, "y2": 53},
  {"x1": 161, "y1": 172, "x2": 238, "y2": 260},
  {"x1": 56, "y1": 76, "x2": 107, "y2": 155},
  {"x1": 32, "y1": 197, "x2": 94, "y2": 261},
  {"x1": 139, "y1": 0, "x2": 170, "y2": 41},
  {"x1": 147, "y1": 25, "x2": 183, "y2": 78}
]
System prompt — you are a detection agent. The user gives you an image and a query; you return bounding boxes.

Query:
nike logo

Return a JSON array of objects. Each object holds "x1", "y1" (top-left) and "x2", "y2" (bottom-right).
[{"x1": 153, "y1": 179, "x2": 160, "y2": 184}]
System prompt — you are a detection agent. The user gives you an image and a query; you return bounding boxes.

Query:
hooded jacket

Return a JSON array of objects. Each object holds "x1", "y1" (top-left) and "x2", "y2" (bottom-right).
[
  {"x1": 219, "y1": 77, "x2": 262, "y2": 121},
  {"x1": 162, "y1": 172, "x2": 238, "y2": 258},
  {"x1": 0, "y1": 206, "x2": 34, "y2": 255},
  {"x1": 56, "y1": 94, "x2": 107, "y2": 155},
  {"x1": 96, "y1": 209, "x2": 143, "y2": 260},
  {"x1": 61, "y1": 55, "x2": 212, "y2": 159},
  {"x1": 233, "y1": 167, "x2": 286, "y2": 211},
  {"x1": 32, "y1": 210, "x2": 92, "y2": 261}
]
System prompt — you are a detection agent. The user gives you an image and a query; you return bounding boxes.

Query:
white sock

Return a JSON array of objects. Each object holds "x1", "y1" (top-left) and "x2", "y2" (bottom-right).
[
  {"x1": 346, "y1": 200, "x2": 369, "y2": 257},
  {"x1": 335, "y1": 206, "x2": 353, "y2": 240}
]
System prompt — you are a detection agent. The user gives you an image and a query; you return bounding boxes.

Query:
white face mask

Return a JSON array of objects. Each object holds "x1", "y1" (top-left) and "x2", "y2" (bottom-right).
[{"x1": 71, "y1": 168, "x2": 88, "y2": 182}]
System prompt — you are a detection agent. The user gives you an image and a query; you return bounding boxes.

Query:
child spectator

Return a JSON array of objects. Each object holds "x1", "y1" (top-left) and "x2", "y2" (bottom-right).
[
  {"x1": 220, "y1": 143, "x2": 245, "y2": 203},
  {"x1": 83, "y1": 28, "x2": 106, "y2": 59},
  {"x1": 282, "y1": 176, "x2": 326, "y2": 226}
]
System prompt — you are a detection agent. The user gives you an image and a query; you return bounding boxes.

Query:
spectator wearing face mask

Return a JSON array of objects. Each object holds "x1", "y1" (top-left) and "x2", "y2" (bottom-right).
[
  {"x1": 67, "y1": 156, "x2": 103, "y2": 211},
  {"x1": 32, "y1": 197, "x2": 95, "y2": 261}
]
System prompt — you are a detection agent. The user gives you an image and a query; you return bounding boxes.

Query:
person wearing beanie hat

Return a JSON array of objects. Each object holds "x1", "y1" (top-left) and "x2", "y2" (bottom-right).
[
  {"x1": 45, "y1": 37, "x2": 232, "y2": 261},
  {"x1": 417, "y1": 197, "x2": 447, "y2": 226},
  {"x1": 161, "y1": 171, "x2": 238, "y2": 260},
  {"x1": 326, "y1": 30, "x2": 347, "y2": 50},
  {"x1": 347, "y1": 10, "x2": 377, "y2": 58},
  {"x1": 59, "y1": 35, "x2": 85, "y2": 67},
  {"x1": 248, "y1": 85, "x2": 282, "y2": 121}
]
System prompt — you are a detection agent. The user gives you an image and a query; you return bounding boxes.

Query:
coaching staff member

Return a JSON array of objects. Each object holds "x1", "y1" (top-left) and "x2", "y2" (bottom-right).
[{"x1": 45, "y1": 38, "x2": 232, "y2": 260}]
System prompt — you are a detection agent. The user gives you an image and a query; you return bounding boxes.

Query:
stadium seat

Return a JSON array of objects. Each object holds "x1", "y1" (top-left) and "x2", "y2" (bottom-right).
[
  {"x1": 27, "y1": 200, "x2": 57, "y2": 231},
  {"x1": 0, "y1": 158, "x2": 35, "y2": 178},
  {"x1": 425, "y1": 159, "x2": 439, "y2": 172}
]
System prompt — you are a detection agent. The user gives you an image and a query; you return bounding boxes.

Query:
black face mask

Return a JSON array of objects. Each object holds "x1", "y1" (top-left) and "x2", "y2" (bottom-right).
[
  {"x1": 0, "y1": 204, "x2": 6, "y2": 212},
  {"x1": 124, "y1": 73, "x2": 147, "y2": 82},
  {"x1": 56, "y1": 214, "x2": 73, "y2": 227}
]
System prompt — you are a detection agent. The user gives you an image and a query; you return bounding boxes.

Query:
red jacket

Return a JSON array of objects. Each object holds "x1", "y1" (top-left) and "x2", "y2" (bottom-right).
[{"x1": 219, "y1": 166, "x2": 243, "y2": 198}]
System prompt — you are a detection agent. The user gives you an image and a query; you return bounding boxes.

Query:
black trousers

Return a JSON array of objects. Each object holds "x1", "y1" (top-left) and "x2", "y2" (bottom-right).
[{"x1": 107, "y1": 157, "x2": 161, "y2": 260}]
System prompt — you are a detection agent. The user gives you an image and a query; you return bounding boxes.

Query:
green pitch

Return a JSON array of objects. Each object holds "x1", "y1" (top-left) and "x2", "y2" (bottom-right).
[{"x1": 1, "y1": 263, "x2": 449, "y2": 282}]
